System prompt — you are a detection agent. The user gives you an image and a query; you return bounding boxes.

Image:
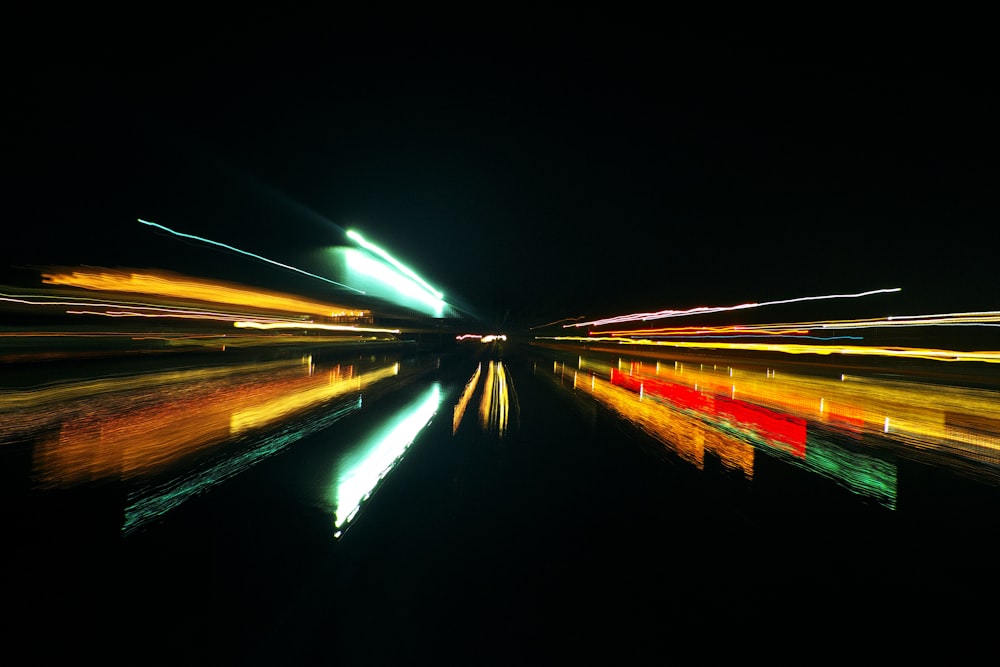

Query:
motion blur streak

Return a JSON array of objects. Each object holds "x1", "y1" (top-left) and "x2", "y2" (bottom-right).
[
  {"x1": 479, "y1": 360, "x2": 512, "y2": 437},
  {"x1": 331, "y1": 383, "x2": 442, "y2": 538},
  {"x1": 546, "y1": 358, "x2": 898, "y2": 507},
  {"x1": 41, "y1": 267, "x2": 369, "y2": 319},
  {"x1": 124, "y1": 397, "x2": 363, "y2": 536},
  {"x1": 454, "y1": 363, "x2": 482, "y2": 434},
  {"x1": 343, "y1": 248, "x2": 446, "y2": 316},
  {"x1": 233, "y1": 321, "x2": 400, "y2": 334},
  {"x1": 26, "y1": 359, "x2": 401, "y2": 488},
  {"x1": 543, "y1": 336, "x2": 1000, "y2": 363},
  {"x1": 231, "y1": 362, "x2": 400, "y2": 434},
  {"x1": 609, "y1": 366, "x2": 808, "y2": 458},
  {"x1": 0, "y1": 358, "x2": 301, "y2": 417},
  {"x1": 346, "y1": 229, "x2": 444, "y2": 300},
  {"x1": 640, "y1": 357, "x2": 1000, "y2": 469},
  {"x1": 137, "y1": 218, "x2": 366, "y2": 293},
  {"x1": 567, "y1": 287, "x2": 902, "y2": 327},
  {"x1": 596, "y1": 311, "x2": 1000, "y2": 338}
]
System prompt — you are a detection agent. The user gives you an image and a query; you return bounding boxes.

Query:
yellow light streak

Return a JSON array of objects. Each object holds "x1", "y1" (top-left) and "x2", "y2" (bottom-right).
[
  {"x1": 233, "y1": 321, "x2": 400, "y2": 334},
  {"x1": 41, "y1": 267, "x2": 369, "y2": 319},
  {"x1": 453, "y1": 363, "x2": 482, "y2": 434}
]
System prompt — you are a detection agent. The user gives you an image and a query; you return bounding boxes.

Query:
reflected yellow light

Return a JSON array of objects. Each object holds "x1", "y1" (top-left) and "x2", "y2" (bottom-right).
[
  {"x1": 453, "y1": 363, "x2": 482, "y2": 434},
  {"x1": 479, "y1": 360, "x2": 512, "y2": 437}
]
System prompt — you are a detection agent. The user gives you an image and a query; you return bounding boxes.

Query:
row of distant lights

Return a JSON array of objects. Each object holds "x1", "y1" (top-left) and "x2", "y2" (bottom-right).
[{"x1": 456, "y1": 334, "x2": 507, "y2": 343}]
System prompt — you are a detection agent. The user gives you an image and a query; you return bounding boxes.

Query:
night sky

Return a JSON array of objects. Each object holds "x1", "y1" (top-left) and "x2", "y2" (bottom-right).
[{"x1": 6, "y1": 8, "x2": 999, "y2": 329}]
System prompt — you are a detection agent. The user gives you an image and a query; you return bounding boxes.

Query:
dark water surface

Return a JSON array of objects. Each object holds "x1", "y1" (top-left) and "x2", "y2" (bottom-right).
[{"x1": 3, "y1": 341, "x2": 999, "y2": 663}]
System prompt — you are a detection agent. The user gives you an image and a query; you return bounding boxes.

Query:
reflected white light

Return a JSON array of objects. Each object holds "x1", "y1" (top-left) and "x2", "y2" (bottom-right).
[{"x1": 333, "y1": 383, "x2": 442, "y2": 535}]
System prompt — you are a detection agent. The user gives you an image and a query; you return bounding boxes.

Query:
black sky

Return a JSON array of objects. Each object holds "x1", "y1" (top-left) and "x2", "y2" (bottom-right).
[{"x1": 6, "y1": 8, "x2": 999, "y2": 329}]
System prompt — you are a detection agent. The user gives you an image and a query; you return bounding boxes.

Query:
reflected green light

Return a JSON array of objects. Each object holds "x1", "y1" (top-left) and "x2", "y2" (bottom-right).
[{"x1": 332, "y1": 383, "x2": 442, "y2": 537}]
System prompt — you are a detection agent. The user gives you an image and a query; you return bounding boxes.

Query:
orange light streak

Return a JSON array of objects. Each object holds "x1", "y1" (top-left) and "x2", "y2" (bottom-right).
[{"x1": 41, "y1": 267, "x2": 369, "y2": 318}]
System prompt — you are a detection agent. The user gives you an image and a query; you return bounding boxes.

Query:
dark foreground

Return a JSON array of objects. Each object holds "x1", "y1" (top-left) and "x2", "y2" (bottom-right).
[{"x1": 3, "y1": 341, "x2": 999, "y2": 664}]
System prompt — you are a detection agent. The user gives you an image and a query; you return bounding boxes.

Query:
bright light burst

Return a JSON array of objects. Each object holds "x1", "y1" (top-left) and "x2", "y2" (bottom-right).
[
  {"x1": 346, "y1": 230, "x2": 443, "y2": 300},
  {"x1": 343, "y1": 248, "x2": 446, "y2": 317}
]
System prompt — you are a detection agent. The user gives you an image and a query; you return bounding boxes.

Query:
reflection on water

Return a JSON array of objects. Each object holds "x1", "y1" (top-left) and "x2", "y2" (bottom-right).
[
  {"x1": 329, "y1": 383, "x2": 443, "y2": 538},
  {"x1": 545, "y1": 347, "x2": 1000, "y2": 501},
  {"x1": 0, "y1": 352, "x2": 440, "y2": 534},
  {"x1": 453, "y1": 362, "x2": 481, "y2": 434},
  {"x1": 479, "y1": 360, "x2": 513, "y2": 437},
  {"x1": 542, "y1": 351, "x2": 1000, "y2": 509},
  {"x1": 452, "y1": 359, "x2": 519, "y2": 437}
]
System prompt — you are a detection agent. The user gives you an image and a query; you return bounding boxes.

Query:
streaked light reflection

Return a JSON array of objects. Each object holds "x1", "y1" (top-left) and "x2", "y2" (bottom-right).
[
  {"x1": 454, "y1": 363, "x2": 482, "y2": 434},
  {"x1": 544, "y1": 356, "x2": 899, "y2": 508},
  {"x1": 479, "y1": 360, "x2": 513, "y2": 437},
  {"x1": 331, "y1": 383, "x2": 442, "y2": 538}
]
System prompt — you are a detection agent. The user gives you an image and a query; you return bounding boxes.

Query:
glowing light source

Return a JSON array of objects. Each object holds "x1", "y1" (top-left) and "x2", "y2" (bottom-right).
[
  {"x1": 346, "y1": 229, "x2": 443, "y2": 300},
  {"x1": 344, "y1": 248, "x2": 446, "y2": 316}
]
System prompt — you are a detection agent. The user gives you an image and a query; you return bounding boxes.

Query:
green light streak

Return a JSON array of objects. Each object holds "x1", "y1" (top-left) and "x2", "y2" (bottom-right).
[
  {"x1": 344, "y1": 248, "x2": 445, "y2": 316},
  {"x1": 346, "y1": 229, "x2": 443, "y2": 299},
  {"x1": 123, "y1": 397, "x2": 362, "y2": 536}
]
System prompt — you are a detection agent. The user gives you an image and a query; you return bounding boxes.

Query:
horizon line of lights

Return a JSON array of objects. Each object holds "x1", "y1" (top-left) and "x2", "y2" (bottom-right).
[
  {"x1": 565, "y1": 287, "x2": 903, "y2": 328},
  {"x1": 6, "y1": 300, "x2": 395, "y2": 334},
  {"x1": 529, "y1": 315, "x2": 588, "y2": 330},
  {"x1": 138, "y1": 218, "x2": 367, "y2": 294},
  {"x1": 4, "y1": 293, "x2": 314, "y2": 325},
  {"x1": 537, "y1": 336, "x2": 1000, "y2": 363}
]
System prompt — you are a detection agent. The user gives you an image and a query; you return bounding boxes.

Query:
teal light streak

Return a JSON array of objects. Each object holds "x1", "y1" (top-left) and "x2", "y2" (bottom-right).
[
  {"x1": 123, "y1": 396, "x2": 362, "y2": 536},
  {"x1": 346, "y1": 229, "x2": 443, "y2": 299},
  {"x1": 138, "y1": 218, "x2": 366, "y2": 294},
  {"x1": 332, "y1": 383, "x2": 442, "y2": 537},
  {"x1": 344, "y1": 248, "x2": 446, "y2": 316}
]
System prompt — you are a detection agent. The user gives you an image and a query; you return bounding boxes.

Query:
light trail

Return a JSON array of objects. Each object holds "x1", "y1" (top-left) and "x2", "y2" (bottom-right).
[
  {"x1": 346, "y1": 229, "x2": 443, "y2": 300},
  {"x1": 233, "y1": 321, "x2": 400, "y2": 334},
  {"x1": 595, "y1": 312, "x2": 1000, "y2": 338},
  {"x1": 343, "y1": 248, "x2": 446, "y2": 316},
  {"x1": 565, "y1": 287, "x2": 902, "y2": 328},
  {"x1": 42, "y1": 267, "x2": 369, "y2": 318},
  {"x1": 453, "y1": 362, "x2": 482, "y2": 434},
  {"x1": 539, "y1": 336, "x2": 1000, "y2": 363},
  {"x1": 530, "y1": 315, "x2": 588, "y2": 330},
  {"x1": 138, "y1": 218, "x2": 366, "y2": 294}
]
